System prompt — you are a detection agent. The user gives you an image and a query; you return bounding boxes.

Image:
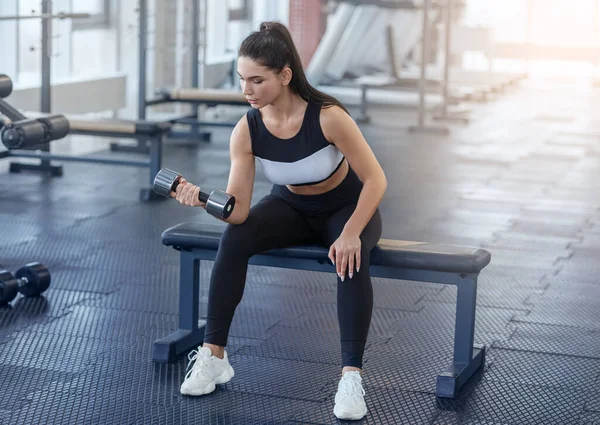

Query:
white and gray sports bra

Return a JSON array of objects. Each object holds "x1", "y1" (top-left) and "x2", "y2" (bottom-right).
[{"x1": 246, "y1": 102, "x2": 345, "y2": 187}]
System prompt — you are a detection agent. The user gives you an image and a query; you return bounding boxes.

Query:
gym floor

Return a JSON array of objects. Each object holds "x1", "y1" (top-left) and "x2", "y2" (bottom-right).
[{"x1": 1, "y1": 78, "x2": 600, "y2": 425}]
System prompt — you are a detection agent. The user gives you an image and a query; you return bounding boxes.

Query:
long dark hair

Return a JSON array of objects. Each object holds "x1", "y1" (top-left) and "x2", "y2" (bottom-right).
[{"x1": 239, "y1": 21, "x2": 350, "y2": 115}]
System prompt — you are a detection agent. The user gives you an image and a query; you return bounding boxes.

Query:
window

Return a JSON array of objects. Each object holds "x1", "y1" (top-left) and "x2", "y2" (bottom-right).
[{"x1": 71, "y1": 0, "x2": 110, "y2": 30}]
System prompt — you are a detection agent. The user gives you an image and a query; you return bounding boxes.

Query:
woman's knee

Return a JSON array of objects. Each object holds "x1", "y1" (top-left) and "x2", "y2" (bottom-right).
[{"x1": 218, "y1": 219, "x2": 260, "y2": 257}]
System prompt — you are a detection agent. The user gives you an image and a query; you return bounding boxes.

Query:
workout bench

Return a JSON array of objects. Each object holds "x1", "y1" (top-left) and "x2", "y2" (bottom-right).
[{"x1": 155, "y1": 222, "x2": 491, "y2": 398}]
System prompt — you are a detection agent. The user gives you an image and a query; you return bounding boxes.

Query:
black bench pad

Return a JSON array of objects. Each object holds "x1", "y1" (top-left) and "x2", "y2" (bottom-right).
[{"x1": 162, "y1": 222, "x2": 491, "y2": 274}]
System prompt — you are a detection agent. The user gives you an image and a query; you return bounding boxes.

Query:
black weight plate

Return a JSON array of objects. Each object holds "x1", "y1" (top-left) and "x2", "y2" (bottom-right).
[
  {"x1": 0, "y1": 271, "x2": 19, "y2": 305},
  {"x1": 15, "y1": 263, "x2": 51, "y2": 297}
]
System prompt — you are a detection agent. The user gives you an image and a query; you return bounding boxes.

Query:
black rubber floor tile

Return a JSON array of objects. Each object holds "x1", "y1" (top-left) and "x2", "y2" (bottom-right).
[
  {"x1": 311, "y1": 280, "x2": 439, "y2": 312},
  {"x1": 0, "y1": 216, "x2": 45, "y2": 245},
  {"x1": 483, "y1": 247, "x2": 565, "y2": 269},
  {"x1": 25, "y1": 305, "x2": 172, "y2": 344},
  {"x1": 229, "y1": 305, "x2": 293, "y2": 340},
  {"x1": 240, "y1": 283, "x2": 333, "y2": 316},
  {"x1": 439, "y1": 209, "x2": 515, "y2": 227},
  {"x1": 431, "y1": 411, "x2": 461, "y2": 424},
  {"x1": 0, "y1": 306, "x2": 52, "y2": 342},
  {"x1": 478, "y1": 273, "x2": 547, "y2": 290},
  {"x1": 529, "y1": 282, "x2": 600, "y2": 307},
  {"x1": 49, "y1": 343, "x2": 185, "y2": 403},
  {"x1": 482, "y1": 263, "x2": 549, "y2": 280},
  {"x1": 404, "y1": 302, "x2": 518, "y2": 345},
  {"x1": 518, "y1": 208, "x2": 592, "y2": 226},
  {"x1": 0, "y1": 331, "x2": 111, "y2": 372},
  {"x1": 135, "y1": 392, "x2": 322, "y2": 425},
  {"x1": 236, "y1": 323, "x2": 386, "y2": 367},
  {"x1": 525, "y1": 199, "x2": 599, "y2": 214},
  {"x1": 225, "y1": 354, "x2": 337, "y2": 402},
  {"x1": 484, "y1": 238, "x2": 572, "y2": 256},
  {"x1": 440, "y1": 379, "x2": 588, "y2": 425},
  {"x1": 0, "y1": 232, "x2": 102, "y2": 268},
  {"x1": 491, "y1": 228, "x2": 579, "y2": 246},
  {"x1": 41, "y1": 265, "x2": 157, "y2": 294},
  {"x1": 76, "y1": 248, "x2": 177, "y2": 273},
  {"x1": 586, "y1": 397, "x2": 600, "y2": 412},
  {"x1": 297, "y1": 386, "x2": 439, "y2": 425},
  {"x1": 493, "y1": 322, "x2": 600, "y2": 358},
  {"x1": 580, "y1": 411, "x2": 600, "y2": 425},
  {"x1": 553, "y1": 266, "x2": 600, "y2": 281},
  {"x1": 364, "y1": 349, "x2": 461, "y2": 393},
  {"x1": 460, "y1": 190, "x2": 537, "y2": 205},
  {"x1": 484, "y1": 349, "x2": 600, "y2": 390},
  {"x1": 514, "y1": 300, "x2": 600, "y2": 330},
  {"x1": 423, "y1": 284, "x2": 536, "y2": 311},
  {"x1": 6, "y1": 288, "x2": 97, "y2": 319},
  {"x1": 0, "y1": 363, "x2": 77, "y2": 411},
  {"x1": 279, "y1": 302, "x2": 408, "y2": 337},
  {"x1": 81, "y1": 283, "x2": 180, "y2": 314}
]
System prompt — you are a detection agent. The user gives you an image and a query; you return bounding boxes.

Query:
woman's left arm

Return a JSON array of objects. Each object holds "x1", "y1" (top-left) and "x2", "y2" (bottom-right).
[
  {"x1": 321, "y1": 106, "x2": 388, "y2": 280},
  {"x1": 321, "y1": 106, "x2": 388, "y2": 237}
]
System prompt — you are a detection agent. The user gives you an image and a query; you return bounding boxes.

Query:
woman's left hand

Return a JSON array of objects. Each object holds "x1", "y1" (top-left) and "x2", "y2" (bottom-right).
[{"x1": 328, "y1": 232, "x2": 361, "y2": 281}]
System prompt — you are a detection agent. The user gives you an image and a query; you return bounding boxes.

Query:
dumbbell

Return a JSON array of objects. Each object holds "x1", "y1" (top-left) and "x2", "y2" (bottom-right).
[
  {"x1": 153, "y1": 168, "x2": 236, "y2": 220},
  {"x1": 0, "y1": 263, "x2": 51, "y2": 306}
]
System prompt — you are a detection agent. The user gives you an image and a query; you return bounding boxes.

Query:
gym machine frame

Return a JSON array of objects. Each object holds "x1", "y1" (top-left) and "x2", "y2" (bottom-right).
[
  {"x1": 0, "y1": 80, "x2": 164, "y2": 202},
  {"x1": 0, "y1": 2, "x2": 166, "y2": 202},
  {"x1": 131, "y1": 0, "x2": 242, "y2": 147},
  {"x1": 408, "y1": 0, "x2": 469, "y2": 134}
]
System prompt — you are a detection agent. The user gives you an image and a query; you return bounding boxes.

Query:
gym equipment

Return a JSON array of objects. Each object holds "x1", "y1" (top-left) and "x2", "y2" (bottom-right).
[
  {"x1": 153, "y1": 168, "x2": 236, "y2": 220},
  {"x1": 0, "y1": 263, "x2": 51, "y2": 306},
  {"x1": 0, "y1": 74, "x2": 12, "y2": 99},
  {"x1": 0, "y1": 74, "x2": 169, "y2": 202},
  {"x1": 1, "y1": 115, "x2": 71, "y2": 150},
  {"x1": 157, "y1": 222, "x2": 490, "y2": 399}
]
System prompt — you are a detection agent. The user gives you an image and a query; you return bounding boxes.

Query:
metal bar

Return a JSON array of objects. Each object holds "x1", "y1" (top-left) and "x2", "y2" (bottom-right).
[
  {"x1": 41, "y1": 0, "x2": 52, "y2": 113},
  {"x1": 40, "y1": 0, "x2": 52, "y2": 170},
  {"x1": 439, "y1": 0, "x2": 452, "y2": 118},
  {"x1": 453, "y1": 275, "x2": 478, "y2": 365},
  {"x1": 191, "y1": 0, "x2": 200, "y2": 89},
  {"x1": 7, "y1": 151, "x2": 151, "y2": 167},
  {"x1": 148, "y1": 134, "x2": 163, "y2": 187},
  {"x1": 416, "y1": 0, "x2": 429, "y2": 129},
  {"x1": 138, "y1": 0, "x2": 148, "y2": 119},
  {"x1": 191, "y1": 0, "x2": 201, "y2": 121},
  {"x1": 408, "y1": 0, "x2": 450, "y2": 134},
  {"x1": 0, "y1": 12, "x2": 90, "y2": 21},
  {"x1": 179, "y1": 250, "x2": 201, "y2": 332},
  {"x1": 0, "y1": 98, "x2": 28, "y2": 121}
]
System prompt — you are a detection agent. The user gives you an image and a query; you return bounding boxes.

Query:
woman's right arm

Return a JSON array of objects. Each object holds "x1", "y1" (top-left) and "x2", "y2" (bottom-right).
[{"x1": 221, "y1": 116, "x2": 255, "y2": 225}]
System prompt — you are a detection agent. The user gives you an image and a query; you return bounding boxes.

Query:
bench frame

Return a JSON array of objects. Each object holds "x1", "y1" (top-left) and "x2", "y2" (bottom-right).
[
  {"x1": 0, "y1": 126, "x2": 165, "y2": 202},
  {"x1": 154, "y1": 245, "x2": 486, "y2": 399}
]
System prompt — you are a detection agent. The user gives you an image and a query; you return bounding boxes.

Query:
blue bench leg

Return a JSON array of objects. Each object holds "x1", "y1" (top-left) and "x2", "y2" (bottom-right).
[
  {"x1": 153, "y1": 250, "x2": 206, "y2": 363},
  {"x1": 436, "y1": 274, "x2": 486, "y2": 398}
]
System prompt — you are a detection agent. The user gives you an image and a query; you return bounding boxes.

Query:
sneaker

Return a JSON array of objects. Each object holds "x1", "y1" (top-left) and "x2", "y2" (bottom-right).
[
  {"x1": 180, "y1": 346, "x2": 235, "y2": 396},
  {"x1": 333, "y1": 371, "x2": 368, "y2": 420}
]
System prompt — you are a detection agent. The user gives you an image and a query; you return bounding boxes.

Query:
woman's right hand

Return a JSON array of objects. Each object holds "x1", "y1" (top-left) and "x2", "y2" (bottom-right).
[{"x1": 171, "y1": 177, "x2": 206, "y2": 207}]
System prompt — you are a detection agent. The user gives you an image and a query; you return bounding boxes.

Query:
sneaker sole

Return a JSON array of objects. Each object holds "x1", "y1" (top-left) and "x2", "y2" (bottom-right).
[
  {"x1": 333, "y1": 406, "x2": 368, "y2": 421},
  {"x1": 181, "y1": 366, "x2": 235, "y2": 396}
]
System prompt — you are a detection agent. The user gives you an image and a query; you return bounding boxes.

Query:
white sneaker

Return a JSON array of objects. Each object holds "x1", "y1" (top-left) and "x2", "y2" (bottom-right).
[
  {"x1": 180, "y1": 346, "x2": 235, "y2": 396},
  {"x1": 333, "y1": 371, "x2": 368, "y2": 420}
]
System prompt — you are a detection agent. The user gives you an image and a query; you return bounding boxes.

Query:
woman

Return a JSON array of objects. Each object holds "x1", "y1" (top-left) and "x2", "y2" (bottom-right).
[{"x1": 173, "y1": 21, "x2": 387, "y2": 421}]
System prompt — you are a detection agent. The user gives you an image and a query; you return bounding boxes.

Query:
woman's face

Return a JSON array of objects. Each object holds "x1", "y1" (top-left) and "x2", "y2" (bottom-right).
[{"x1": 237, "y1": 56, "x2": 289, "y2": 108}]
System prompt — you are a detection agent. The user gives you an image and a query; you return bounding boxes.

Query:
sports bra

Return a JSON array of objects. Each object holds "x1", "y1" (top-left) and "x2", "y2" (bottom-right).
[{"x1": 245, "y1": 102, "x2": 345, "y2": 187}]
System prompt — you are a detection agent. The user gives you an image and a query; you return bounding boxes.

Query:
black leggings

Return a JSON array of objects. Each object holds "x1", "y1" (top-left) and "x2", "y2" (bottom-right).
[{"x1": 204, "y1": 168, "x2": 382, "y2": 368}]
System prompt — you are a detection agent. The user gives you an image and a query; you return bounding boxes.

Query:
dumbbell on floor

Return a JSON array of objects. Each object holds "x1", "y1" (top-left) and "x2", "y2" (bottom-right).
[
  {"x1": 153, "y1": 168, "x2": 236, "y2": 220},
  {"x1": 0, "y1": 263, "x2": 51, "y2": 306}
]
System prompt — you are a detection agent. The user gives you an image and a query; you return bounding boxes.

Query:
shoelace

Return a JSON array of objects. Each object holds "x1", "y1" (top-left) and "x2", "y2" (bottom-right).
[
  {"x1": 184, "y1": 349, "x2": 209, "y2": 380},
  {"x1": 340, "y1": 373, "x2": 366, "y2": 399}
]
